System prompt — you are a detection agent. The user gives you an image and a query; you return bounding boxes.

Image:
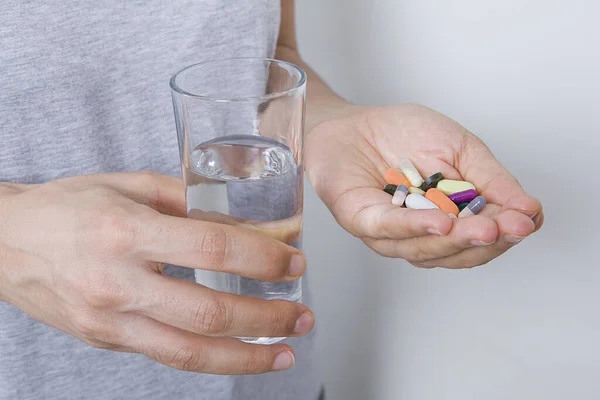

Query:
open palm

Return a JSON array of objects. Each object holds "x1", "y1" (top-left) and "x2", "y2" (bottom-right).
[{"x1": 306, "y1": 104, "x2": 543, "y2": 268}]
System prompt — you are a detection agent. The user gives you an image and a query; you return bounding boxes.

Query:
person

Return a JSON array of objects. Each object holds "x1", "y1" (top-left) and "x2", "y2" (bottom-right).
[{"x1": 0, "y1": 0, "x2": 543, "y2": 399}]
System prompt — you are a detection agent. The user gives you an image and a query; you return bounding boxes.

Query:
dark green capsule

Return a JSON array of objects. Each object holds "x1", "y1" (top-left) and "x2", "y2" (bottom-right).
[
  {"x1": 421, "y1": 172, "x2": 444, "y2": 191},
  {"x1": 458, "y1": 202, "x2": 469, "y2": 211},
  {"x1": 384, "y1": 184, "x2": 397, "y2": 196}
]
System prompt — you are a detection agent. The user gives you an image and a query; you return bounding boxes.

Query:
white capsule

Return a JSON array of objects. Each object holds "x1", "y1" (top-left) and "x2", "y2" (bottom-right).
[
  {"x1": 405, "y1": 193, "x2": 439, "y2": 210},
  {"x1": 399, "y1": 159, "x2": 424, "y2": 187},
  {"x1": 392, "y1": 185, "x2": 408, "y2": 206}
]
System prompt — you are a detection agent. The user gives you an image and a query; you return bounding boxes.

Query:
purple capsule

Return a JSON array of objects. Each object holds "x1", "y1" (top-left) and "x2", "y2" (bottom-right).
[
  {"x1": 448, "y1": 189, "x2": 478, "y2": 204},
  {"x1": 458, "y1": 196, "x2": 486, "y2": 217}
]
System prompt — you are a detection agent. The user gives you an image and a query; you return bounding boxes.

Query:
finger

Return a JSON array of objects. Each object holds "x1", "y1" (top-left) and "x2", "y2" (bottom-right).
[
  {"x1": 363, "y1": 213, "x2": 499, "y2": 262},
  {"x1": 134, "y1": 275, "x2": 314, "y2": 338},
  {"x1": 336, "y1": 188, "x2": 453, "y2": 239},
  {"x1": 479, "y1": 200, "x2": 538, "y2": 240},
  {"x1": 532, "y1": 211, "x2": 544, "y2": 232},
  {"x1": 418, "y1": 209, "x2": 536, "y2": 269},
  {"x1": 135, "y1": 215, "x2": 306, "y2": 281},
  {"x1": 99, "y1": 171, "x2": 186, "y2": 217},
  {"x1": 502, "y1": 195, "x2": 544, "y2": 219},
  {"x1": 458, "y1": 135, "x2": 542, "y2": 213},
  {"x1": 188, "y1": 209, "x2": 302, "y2": 245},
  {"x1": 124, "y1": 315, "x2": 296, "y2": 375}
]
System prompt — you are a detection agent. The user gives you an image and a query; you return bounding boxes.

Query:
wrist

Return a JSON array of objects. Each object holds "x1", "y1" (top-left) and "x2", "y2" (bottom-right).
[
  {"x1": 0, "y1": 246, "x2": 12, "y2": 304},
  {"x1": 305, "y1": 100, "x2": 365, "y2": 134},
  {"x1": 0, "y1": 183, "x2": 30, "y2": 304}
]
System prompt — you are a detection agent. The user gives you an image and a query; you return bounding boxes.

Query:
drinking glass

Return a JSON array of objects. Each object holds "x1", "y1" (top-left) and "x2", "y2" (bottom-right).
[{"x1": 170, "y1": 58, "x2": 306, "y2": 344}]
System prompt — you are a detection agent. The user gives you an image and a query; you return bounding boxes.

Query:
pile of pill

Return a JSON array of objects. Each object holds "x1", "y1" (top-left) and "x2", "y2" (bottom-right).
[{"x1": 383, "y1": 159, "x2": 486, "y2": 218}]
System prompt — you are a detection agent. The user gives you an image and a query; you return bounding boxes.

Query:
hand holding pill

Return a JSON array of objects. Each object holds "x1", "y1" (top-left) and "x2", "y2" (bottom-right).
[{"x1": 306, "y1": 104, "x2": 543, "y2": 269}]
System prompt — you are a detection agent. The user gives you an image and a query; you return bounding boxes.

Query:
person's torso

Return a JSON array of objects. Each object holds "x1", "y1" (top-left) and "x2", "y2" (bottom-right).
[
  {"x1": 0, "y1": 1, "x2": 319, "y2": 399},
  {"x1": 0, "y1": 0, "x2": 281, "y2": 181}
]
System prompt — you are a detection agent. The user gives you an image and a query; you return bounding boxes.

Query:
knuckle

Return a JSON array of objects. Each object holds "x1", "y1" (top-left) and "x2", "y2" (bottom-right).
[
  {"x1": 79, "y1": 273, "x2": 132, "y2": 311},
  {"x1": 71, "y1": 312, "x2": 104, "y2": 341},
  {"x1": 197, "y1": 227, "x2": 230, "y2": 269},
  {"x1": 376, "y1": 208, "x2": 397, "y2": 238},
  {"x1": 97, "y1": 212, "x2": 139, "y2": 255},
  {"x1": 163, "y1": 347, "x2": 208, "y2": 372},
  {"x1": 71, "y1": 312, "x2": 121, "y2": 344},
  {"x1": 266, "y1": 303, "x2": 291, "y2": 334},
  {"x1": 80, "y1": 201, "x2": 140, "y2": 256},
  {"x1": 261, "y1": 246, "x2": 291, "y2": 281},
  {"x1": 242, "y1": 351, "x2": 262, "y2": 374},
  {"x1": 364, "y1": 241, "x2": 397, "y2": 260},
  {"x1": 242, "y1": 346, "x2": 271, "y2": 374},
  {"x1": 136, "y1": 170, "x2": 161, "y2": 186},
  {"x1": 369, "y1": 244, "x2": 391, "y2": 258},
  {"x1": 134, "y1": 171, "x2": 163, "y2": 209},
  {"x1": 71, "y1": 313, "x2": 98, "y2": 339},
  {"x1": 406, "y1": 246, "x2": 433, "y2": 263},
  {"x1": 193, "y1": 297, "x2": 232, "y2": 335},
  {"x1": 82, "y1": 286, "x2": 116, "y2": 309}
]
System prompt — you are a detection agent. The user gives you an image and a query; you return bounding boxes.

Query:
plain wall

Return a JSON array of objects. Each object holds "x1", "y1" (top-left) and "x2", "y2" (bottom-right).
[{"x1": 298, "y1": 1, "x2": 600, "y2": 399}]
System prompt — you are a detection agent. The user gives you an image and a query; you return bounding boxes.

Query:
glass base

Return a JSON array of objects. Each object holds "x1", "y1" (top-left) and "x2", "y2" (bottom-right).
[{"x1": 236, "y1": 336, "x2": 287, "y2": 345}]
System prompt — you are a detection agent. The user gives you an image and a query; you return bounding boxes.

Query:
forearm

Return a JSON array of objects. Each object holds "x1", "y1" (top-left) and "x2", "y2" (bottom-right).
[
  {"x1": 0, "y1": 182, "x2": 29, "y2": 197},
  {"x1": 276, "y1": 1, "x2": 358, "y2": 132},
  {"x1": 0, "y1": 183, "x2": 26, "y2": 303},
  {"x1": 275, "y1": 46, "x2": 353, "y2": 132}
]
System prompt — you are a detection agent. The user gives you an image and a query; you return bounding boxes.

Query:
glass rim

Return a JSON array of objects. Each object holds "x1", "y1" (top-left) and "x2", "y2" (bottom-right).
[{"x1": 169, "y1": 57, "x2": 307, "y2": 103}]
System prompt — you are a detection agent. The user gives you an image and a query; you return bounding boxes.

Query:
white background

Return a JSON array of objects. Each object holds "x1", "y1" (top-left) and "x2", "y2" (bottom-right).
[{"x1": 297, "y1": 1, "x2": 600, "y2": 399}]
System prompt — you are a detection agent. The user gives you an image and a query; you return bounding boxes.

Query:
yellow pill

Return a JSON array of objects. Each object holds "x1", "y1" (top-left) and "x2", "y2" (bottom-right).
[
  {"x1": 436, "y1": 179, "x2": 476, "y2": 195},
  {"x1": 408, "y1": 186, "x2": 425, "y2": 195}
]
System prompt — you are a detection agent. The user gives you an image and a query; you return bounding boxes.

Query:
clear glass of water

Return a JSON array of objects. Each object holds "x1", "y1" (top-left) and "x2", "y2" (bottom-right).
[{"x1": 170, "y1": 58, "x2": 306, "y2": 344}]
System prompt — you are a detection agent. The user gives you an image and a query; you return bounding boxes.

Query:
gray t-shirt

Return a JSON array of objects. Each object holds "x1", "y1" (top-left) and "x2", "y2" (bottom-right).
[{"x1": 0, "y1": 1, "x2": 320, "y2": 399}]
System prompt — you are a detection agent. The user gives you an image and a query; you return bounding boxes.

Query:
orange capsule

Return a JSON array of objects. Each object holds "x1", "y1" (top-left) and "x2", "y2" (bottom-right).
[
  {"x1": 425, "y1": 188, "x2": 459, "y2": 216},
  {"x1": 384, "y1": 168, "x2": 410, "y2": 187}
]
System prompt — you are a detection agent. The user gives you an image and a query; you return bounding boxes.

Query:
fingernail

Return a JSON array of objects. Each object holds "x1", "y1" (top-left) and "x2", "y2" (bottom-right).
[
  {"x1": 272, "y1": 351, "x2": 295, "y2": 371},
  {"x1": 294, "y1": 311, "x2": 315, "y2": 334},
  {"x1": 288, "y1": 254, "x2": 306, "y2": 277},
  {"x1": 471, "y1": 240, "x2": 495, "y2": 246},
  {"x1": 504, "y1": 235, "x2": 524, "y2": 244},
  {"x1": 427, "y1": 228, "x2": 443, "y2": 236},
  {"x1": 532, "y1": 214, "x2": 542, "y2": 226},
  {"x1": 520, "y1": 210, "x2": 538, "y2": 218}
]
